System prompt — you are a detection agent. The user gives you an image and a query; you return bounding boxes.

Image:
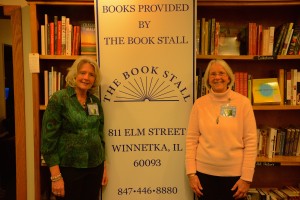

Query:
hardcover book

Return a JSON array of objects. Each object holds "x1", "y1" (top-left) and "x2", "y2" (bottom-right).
[
  {"x1": 252, "y1": 78, "x2": 281, "y2": 105},
  {"x1": 266, "y1": 127, "x2": 277, "y2": 158},
  {"x1": 80, "y1": 21, "x2": 96, "y2": 55}
]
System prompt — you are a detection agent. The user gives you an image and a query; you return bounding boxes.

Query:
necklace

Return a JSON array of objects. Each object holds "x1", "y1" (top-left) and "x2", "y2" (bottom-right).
[
  {"x1": 213, "y1": 98, "x2": 231, "y2": 125},
  {"x1": 77, "y1": 96, "x2": 87, "y2": 109}
]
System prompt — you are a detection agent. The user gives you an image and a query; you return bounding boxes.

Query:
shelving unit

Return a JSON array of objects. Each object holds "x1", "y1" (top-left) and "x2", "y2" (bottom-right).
[
  {"x1": 27, "y1": 0, "x2": 94, "y2": 199},
  {"x1": 196, "y1": 0, "x2": 300, "y2": 189}
]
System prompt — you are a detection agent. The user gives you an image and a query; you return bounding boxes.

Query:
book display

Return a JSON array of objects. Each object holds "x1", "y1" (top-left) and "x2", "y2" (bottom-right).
[
  {"x1": 27, "y1": 0, "x2": 95, "y2": 199},
  {"x1": 196, "y1": 0, "x2": 300, "y2": 193},
  {"x1": 27, "y1": 0, "x2": 300, "y2": 199},
  {"x1": 252, "y1": 78, "x2": 281, "y2": 105}
]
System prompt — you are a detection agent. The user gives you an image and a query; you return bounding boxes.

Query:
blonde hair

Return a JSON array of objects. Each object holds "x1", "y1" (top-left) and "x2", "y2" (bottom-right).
[
  {"x1": 65, "y1": 57, "x2": 100, "y2": 93},
  {"x1": 203, "y1": 59, "x2": 235, "y2": 90}
]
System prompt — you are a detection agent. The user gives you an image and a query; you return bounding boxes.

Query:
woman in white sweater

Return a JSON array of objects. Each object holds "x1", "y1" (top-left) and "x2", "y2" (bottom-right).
[{"x1": 185, "y1": 59, "x2": 257, "y2": 200}]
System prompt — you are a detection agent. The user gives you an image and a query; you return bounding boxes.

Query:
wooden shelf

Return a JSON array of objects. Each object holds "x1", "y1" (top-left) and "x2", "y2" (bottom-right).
[
  {"x1": 196, "y1": 55, "x2": 300, "y2": 60},
  {"x1": 197, "y1": 0, "x2": 300, "y2": 6},
  {"x1": 253, "y1": 105, "x2": 300, "y2": 110},
  {"x1": 256, "y1": 156, "x2": 300, "y2": 166},
  {"x1": 39, "y1": 55, "x2": 96, "y2": 60},
  {"x1": 27, "y1": 0, "x2": 93, "y2": 5}
]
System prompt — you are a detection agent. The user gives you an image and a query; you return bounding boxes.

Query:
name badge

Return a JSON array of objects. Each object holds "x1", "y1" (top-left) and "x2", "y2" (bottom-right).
[
  {"x1": 220, "y1": 105, "x2": 236, "y2": 117},
  {"x1": 87, "y1": 103, "x2": 99, "y2": 116}
]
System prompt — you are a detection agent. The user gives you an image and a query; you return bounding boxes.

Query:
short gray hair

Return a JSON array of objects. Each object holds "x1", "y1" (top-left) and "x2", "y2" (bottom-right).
[
  {"x1": 65, "y1": 57, "x2": 100, "y2": 93},
  {"x1": 203, "y1": 59, "x2": 235, "y2": 90}
]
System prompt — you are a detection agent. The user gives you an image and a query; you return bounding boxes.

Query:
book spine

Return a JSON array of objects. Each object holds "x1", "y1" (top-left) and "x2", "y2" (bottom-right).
[
  {"x1": 204, "y1": 21, "x2": 209, "y2": 55},
  {"x1": 284, "y1": 129, "x2": 291, "y2": 155},
  {"x1": 292, "y1": 129, "x2": 299, "y2": 156},
  {"x1": 72, "y1": 26, "x2": 77, "y2": 55},
  {"x1": 291, "y1": 69, "x2": 297, "y2": 105},
  {"x1": 288, "y1": 128, "x2": 295, "y2": 156},
  {"x1": 268, "y1": 26, "x2": 275, "y2": 55},
  {"x1": 210, "y1": 18, "x2": 215, "y2": 55},
  {"x1": 44, "y1": 14, "x2": 48, "y2": 55},
  {"x1": 252, "y1": 23, "x2": 257, "y2": 55},
  {"x1": 207, "y1": 18, "x2": 212, "y2": 55},
  {"x1": 281, "y1": 28, "x2": 294, "y2": 55},
  {"x1": 57, "y1": 21, "x2": 62, "y2": 55},
  {"x1": 242, "y1": 72, "x2": 248, "y2": 97},
  {"x1": 47, "y1": 23, "x2": 51, "y2": 55},
  {"x1": 278, "y1": 68, "x2": 285, "y2": 105},
  {"x1": 247, "y1": 74, "x2": 252, "y2": 102},
  {"x1": 66, "y1": 20, "x2": 72, "y2": 56},
  {"x1": 257, "y1": 24, "x2": 263, "y2": 55},
  {"x1": 61, "y1": 16, "x2": 66, "y2": 55},
  {"x1": 279, "y1": 129, "x2": 286, "y2": 156},
  {"x1": 286, "y1": 71, "x2": 291, "y2": 105},
  {"x1": 54, "y1": 16, "x2": 58, "y2": 55},
  {"x1": 214, "y1": 21, "x2": 220, "y2": 55},
  {"x1": 273, "y1": 23, "x2": 286, "y2": 55},
  {"x1": 234, "y1": 72, "x2": 241, "y2": 94},
  {"x1": 40, "y1": 25, "x2": 45, "y2": 55},
  {"x1": 50, "y1": 22, "x2": 54, "y2": 55},
  {"x1": 200, "y1": 17, "x2": 206, "y2": 55}
]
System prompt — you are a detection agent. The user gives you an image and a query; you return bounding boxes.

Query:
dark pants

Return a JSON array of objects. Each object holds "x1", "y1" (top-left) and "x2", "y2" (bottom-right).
[
  {"x1": 196, "y1": 171, "x2": 240, "y2": 200},
  {"x1": 56, "y1": 162, "x2": 104, "y2": 200}
]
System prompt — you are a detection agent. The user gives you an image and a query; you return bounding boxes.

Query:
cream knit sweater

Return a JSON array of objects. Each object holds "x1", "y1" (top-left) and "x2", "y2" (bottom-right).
[{"x1": 185, "y1": 89, "x2": 257, "y2": 181}]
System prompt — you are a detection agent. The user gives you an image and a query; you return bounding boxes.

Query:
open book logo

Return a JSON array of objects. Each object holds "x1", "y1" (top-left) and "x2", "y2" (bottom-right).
[
  {"x1": 102, "y1": 65, "x2": 191, "y2": 103},
  {"x1": 115, "y1": 76, "x2": 180, "y2": 102}
]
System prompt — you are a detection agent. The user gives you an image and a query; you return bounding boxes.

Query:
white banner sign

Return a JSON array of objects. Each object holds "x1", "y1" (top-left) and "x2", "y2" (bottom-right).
[{"x1": 95, "y1": 1, "x2": 195, "y2": 199}]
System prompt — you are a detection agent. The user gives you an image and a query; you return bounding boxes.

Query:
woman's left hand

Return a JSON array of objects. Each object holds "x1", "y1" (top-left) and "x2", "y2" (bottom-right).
[
  {"x1": 102, "y1": 161, "x2": 108, "y2": 186},
  {"x1": 231, "y1": 179, "x2": 250, "y2": 199}
]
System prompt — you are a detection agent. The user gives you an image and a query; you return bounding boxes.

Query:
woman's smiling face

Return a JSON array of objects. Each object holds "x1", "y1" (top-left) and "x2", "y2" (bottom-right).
[
  {"x1": 208, "y1": 62, "x2": 230, "y2": 93},
  {"x1": 75, "y1": 63, "x2": 95, "y2": 92}
]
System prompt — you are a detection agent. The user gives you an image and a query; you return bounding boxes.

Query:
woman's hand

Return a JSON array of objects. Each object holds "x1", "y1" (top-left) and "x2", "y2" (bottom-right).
[
  {"x1": 188, "y1": 174, "x2": 203, "y2": 197},
  {"x1": 102, "y1": 161, "x2": 108, "y2": 186},
  {"x1": 52, "y1": 178, "x2": 65, "y2": 197},
  {"x1": 232, "y1": 179, "x2": 250, "y2": 199}
]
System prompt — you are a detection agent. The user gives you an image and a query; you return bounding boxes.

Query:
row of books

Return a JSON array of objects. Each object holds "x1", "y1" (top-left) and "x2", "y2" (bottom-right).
[
  {"x1": 43, "y1": 67, "x2": 65, "y2": 105},
  {"x1": 41, "y1": 14, "x2": 96, "y2": 56},
  {"x1": 195, "y1": 68, "x2": 300, "y2": 106},
  {"x1": 196, "y1": 17, "x2": 300, "y2": 56},
  {"x1": 278, "y1": 68, "x2": 300, "y2": 106},
  {"x1": 246, "y1": 186, "x2": 300, "y2": 200},
  {"x1": 257, "y1": 127, "x2": 300, "y2": 158},
  {"x1": 273, "y1": 22, "x2": 300, "y2": 56}
]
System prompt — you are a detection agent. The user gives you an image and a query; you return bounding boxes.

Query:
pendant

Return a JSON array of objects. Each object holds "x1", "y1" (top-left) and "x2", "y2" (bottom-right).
[{"x1": 216, "y1": 116, "x2": 219, "y2": 124}]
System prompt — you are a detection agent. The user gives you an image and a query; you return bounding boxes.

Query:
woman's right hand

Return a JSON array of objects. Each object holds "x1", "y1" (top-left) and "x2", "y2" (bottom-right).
[
  {"x1": 52, "y1": 178, "x2": 65, "y2": 197},
  {"x1": 188, "y1": 174, "x2": 203, "y2": 197}
]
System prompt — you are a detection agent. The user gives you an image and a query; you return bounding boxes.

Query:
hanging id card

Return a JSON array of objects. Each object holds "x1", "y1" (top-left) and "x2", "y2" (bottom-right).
[
  {"x1": 87, "y1": 103, "x2": 99, "y2": 116},
  {"x1": 220, "y1": 105, "x2": 236, "y2": 117}
]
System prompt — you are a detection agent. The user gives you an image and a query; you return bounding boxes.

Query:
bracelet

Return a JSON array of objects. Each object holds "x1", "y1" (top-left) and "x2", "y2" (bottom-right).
[
  {"x1": 241, "y1": 179, "x2": 251, "y2": 184},
  {"x1": 50, "y1": 173, "x2": 63, "y2": 182},
  {"x1": 188, "y1": 173, "x2": 196, "y2": 178}
]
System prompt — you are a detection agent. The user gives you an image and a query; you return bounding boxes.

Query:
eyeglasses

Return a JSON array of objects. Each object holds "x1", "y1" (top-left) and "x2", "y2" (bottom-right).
[{"x1": 209, "y1": 72, "x2": 228, "y2": 78}]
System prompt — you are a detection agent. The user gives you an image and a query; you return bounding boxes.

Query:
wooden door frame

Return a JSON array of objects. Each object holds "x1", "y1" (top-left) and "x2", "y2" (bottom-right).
[{"x1": 1, "y1": 5, "x2": 26, "y2": 200}]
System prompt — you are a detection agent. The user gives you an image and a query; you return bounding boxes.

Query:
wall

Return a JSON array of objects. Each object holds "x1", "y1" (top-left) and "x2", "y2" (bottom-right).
[{"x1": 0, "y1": 1, "x2": 34, "y2": 200}]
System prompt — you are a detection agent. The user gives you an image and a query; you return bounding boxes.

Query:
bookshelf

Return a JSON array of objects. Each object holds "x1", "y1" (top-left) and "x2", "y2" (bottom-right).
[
  {"x1": 27, "y1": 0, "x2": 94, "y2": 199},
  {"x1": 196, "y1": 0, "x2": 300, "y2": 189}
]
